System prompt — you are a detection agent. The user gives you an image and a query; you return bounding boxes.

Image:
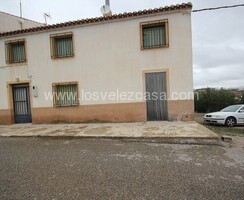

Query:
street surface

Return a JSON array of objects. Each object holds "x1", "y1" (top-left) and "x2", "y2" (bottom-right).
[{"x1": 0, "y1": 137, "x2": 243, "y2": 199}]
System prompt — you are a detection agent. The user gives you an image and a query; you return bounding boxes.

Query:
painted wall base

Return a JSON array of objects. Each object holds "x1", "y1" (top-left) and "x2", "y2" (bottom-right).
[
  {"x1": 168, "y1": 100, "x2": 195, "y2": 121},
  {"x1": 32, "y1": 102, "x2": 147, "y2": 123},
  {"x1": 0, "y1": 100, "x2": 194, "y2": 124},
  {"x1": 0, "y1": 109, "x2": 13, "y2": 125}
]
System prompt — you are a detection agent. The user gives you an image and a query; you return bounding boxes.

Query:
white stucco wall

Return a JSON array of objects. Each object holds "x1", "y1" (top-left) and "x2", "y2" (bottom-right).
[
  {"x1": 0, "y1": 10, "x2": 193, "y2": 109},
  {"x1": 0, "y1": 12, "x2": 43, "y2": 33}
]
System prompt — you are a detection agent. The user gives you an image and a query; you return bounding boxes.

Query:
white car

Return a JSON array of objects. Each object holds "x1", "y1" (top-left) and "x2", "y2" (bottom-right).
[{"x1": 204, "y1": 104, "x2": 244, "y2": 127}]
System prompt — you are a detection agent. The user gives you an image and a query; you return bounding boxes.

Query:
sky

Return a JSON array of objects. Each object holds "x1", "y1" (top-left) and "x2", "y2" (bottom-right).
[{"x1": 1, "y1": 0, "x2": 244, "y2": 89}]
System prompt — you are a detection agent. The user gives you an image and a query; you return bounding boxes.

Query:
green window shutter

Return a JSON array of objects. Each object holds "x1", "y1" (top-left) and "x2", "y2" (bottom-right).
[
  {"x1": 11, "y1": 42, "x2": 26, "y2": 63},
  {"x1": 143, "y1": 25, "x2": 166, "y2": 48},
  {"x1": 55, "y1": 37, "x2": 73, "y2": 57},
  {"x1": 56, "y1": 84, "x2": 78, "y2": 106}
]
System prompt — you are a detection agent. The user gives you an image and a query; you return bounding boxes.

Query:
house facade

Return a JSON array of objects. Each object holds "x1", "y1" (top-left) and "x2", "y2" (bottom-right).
[
  {"x1": 0, "y1": 3, "x2": 194, "y2": 124},
  {"x1": 0, "y1": 11, "x2": 43, "y2": 33}
]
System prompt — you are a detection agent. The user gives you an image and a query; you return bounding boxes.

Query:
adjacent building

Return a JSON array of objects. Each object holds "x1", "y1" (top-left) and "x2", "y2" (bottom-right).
[
  {"x1": 0, "y1": 3, "x2": 194, "y2": 124},
  {"x1": 0, "y1": 11, "x2": 43, "y2": 33}
]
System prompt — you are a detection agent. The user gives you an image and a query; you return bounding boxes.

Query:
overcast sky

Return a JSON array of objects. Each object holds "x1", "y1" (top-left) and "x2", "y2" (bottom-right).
[{"x1": 1, "y1": 0, "x2": 244, "y2": 89}]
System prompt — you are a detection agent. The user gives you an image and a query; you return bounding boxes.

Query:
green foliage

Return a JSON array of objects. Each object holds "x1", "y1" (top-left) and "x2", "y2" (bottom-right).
[
  {"x1": 195, "y1": 88, "x2": 236, "y2": 113},
  {"x1": 241, "y1": 92, "x2": 244, "y2": 104}
]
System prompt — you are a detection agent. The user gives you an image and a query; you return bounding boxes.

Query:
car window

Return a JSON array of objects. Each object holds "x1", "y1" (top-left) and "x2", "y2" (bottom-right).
[
  {"x1": 240, "y1": 106, "x2": 244, "y2": 111},
  {"x1": 221, "y1": 105, "x2": 242, "y2": 112}
]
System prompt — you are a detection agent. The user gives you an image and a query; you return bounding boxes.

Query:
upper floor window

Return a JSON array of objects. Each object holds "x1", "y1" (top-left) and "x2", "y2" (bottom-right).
[
  {"x1": 5, "y1": 39, "x2": 27, "y2": 64},
  {"x1": 50, "y1": 32, "x2": 74, "y2": 59},
  {"x1": 140, "y1": 20, "x2": 169, "y2": 50}
]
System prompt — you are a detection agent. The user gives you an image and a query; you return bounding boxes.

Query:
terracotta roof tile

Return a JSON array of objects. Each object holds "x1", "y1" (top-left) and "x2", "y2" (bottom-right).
[{"x1": 0, "y1": 2, "x2": 192, "y2": 38}]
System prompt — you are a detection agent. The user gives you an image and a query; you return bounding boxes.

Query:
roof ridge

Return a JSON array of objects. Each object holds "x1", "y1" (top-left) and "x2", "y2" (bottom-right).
[{"x1": 0, "y1": 2, "x2": 192, "y2": 38}]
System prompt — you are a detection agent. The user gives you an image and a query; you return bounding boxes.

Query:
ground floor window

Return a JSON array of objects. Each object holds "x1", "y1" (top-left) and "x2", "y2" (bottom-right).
[{"x1": 52, "y1": 82, "x2": 79, "y2": 107}]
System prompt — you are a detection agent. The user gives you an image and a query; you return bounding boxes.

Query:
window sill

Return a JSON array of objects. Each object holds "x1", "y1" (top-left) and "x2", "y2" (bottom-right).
[
  {"x1": 141, "y1": 44, "x2": 169, "y2": 50},
  {"x1": 6, "y1": 61, "x2": 27, "y2": 66},
  {"x1": 54, "y1": 104, "x2": 79, "y2": 108},
  {"x1": 51, "y1": 55, "x2": 74, "y2": 60}
]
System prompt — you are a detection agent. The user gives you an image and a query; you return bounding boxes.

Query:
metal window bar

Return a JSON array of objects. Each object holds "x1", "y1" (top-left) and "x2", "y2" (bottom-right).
[
  {"x1": 10, "y1": 43, "x2": 26, "y2": 63},
  {"x1": 143, "y1": 25, "x2": 166, "y2": 48},
  {"x1": 55, "y1": 84, "x2": 78, "y2": 107},
  {"x1": 54, "y1": 36, "x2": 73, "y2": 58},
  {"x1": 5, "y1": 41, "x2": 26, "y2": 63}
]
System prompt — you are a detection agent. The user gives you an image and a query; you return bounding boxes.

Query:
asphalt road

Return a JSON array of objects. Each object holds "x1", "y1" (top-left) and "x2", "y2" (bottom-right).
[{"x1": 0, "y1": 137, "x2": 243, "y2": 200}]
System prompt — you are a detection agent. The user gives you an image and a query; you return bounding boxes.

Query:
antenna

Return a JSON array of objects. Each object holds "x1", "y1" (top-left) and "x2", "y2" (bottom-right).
[
  {"x1": 43, "y1": 12, "x2": 52, "y2": 25},
  {"x1": 20, "y1": 0, "x2": 22, "y2": 18},
  {"x1": 101, "y1": 0, "x2": 112, "y2": 17},
  {"x1": 19, "y1": 20, "x2": 23, "y2": 29},
  {"x1": 105, "y1": 0, "x2": 110, "y2": 6}
]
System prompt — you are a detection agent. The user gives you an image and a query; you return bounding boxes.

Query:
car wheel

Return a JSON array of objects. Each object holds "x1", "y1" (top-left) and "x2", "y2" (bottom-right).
[{"x1": 225, "y1": 117, "x2": 236, "y2": 127}]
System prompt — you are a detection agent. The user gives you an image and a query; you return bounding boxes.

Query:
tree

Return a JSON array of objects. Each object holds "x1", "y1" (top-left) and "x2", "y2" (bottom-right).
[
  {"x1": 194, "y1": 88, "x2": 236, "y2": 113},
  {"x1": 241, "y1": 92, "x2": 244, "y2": 104}
]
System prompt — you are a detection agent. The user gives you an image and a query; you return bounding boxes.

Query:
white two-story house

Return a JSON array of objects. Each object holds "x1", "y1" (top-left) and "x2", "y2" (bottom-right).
[{"x1": 0, "y1": 3, "x2": 194, "y2": 124}]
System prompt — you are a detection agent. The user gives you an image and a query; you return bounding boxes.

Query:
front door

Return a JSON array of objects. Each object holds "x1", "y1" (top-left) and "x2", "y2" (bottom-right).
[
  {"x1": 145, "y1": 72, "x2": 168, "y2": 121},
  {"x1": 12, "y1": 84, "x2": 32, "y2": 123}
]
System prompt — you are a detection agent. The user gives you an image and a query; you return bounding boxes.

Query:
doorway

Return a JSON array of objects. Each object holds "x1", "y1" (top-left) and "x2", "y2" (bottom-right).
[
  {"x1": 145, "y1": 72, "x2": 168, "y2": 121},
  {"x1": 12, "y1": 84, "x2": 32, "y2": 123}
]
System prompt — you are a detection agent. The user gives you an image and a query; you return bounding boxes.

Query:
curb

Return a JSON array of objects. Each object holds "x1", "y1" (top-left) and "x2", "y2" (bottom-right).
[{"x1": 2, "y1": 135, "x2": 223, "y2": 146}]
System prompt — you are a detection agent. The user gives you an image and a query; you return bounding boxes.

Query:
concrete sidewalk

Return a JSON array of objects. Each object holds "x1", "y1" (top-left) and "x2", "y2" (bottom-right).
[{"x1": 0, "y1": 121, "x2": 220, "y2": 144}]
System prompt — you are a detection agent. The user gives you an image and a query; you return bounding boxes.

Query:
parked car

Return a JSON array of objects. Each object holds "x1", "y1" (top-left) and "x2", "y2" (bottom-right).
[{"x1": 204, "y1": 105, "x2": 244, "y2": 127}]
